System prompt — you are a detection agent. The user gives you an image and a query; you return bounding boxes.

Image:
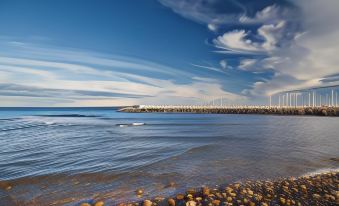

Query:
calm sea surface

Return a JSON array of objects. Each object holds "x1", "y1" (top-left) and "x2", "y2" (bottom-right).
[{"x1": 0, "y1": 108, "x2": 338, "y2": 205}]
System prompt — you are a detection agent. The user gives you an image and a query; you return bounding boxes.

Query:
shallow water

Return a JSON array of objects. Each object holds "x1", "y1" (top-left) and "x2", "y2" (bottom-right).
[{"x1": 0, "y1": 107, "x2": 338, "y2": 205}]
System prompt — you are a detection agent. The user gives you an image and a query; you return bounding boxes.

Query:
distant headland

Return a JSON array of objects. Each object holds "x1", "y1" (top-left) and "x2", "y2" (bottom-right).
[{"x1": 119, "y1": 105, "x2": 339, "y2": 116}]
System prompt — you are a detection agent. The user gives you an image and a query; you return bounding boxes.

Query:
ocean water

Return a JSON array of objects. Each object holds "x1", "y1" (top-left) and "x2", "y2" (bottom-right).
[{"x1": 0, "y1": 107, "x2": 338, "y2": 205}]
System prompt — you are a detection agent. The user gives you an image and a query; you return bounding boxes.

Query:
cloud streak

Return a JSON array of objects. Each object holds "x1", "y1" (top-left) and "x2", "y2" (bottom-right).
[{"x1": 0, "y1": 42, "x2": 244, "y2": 106}]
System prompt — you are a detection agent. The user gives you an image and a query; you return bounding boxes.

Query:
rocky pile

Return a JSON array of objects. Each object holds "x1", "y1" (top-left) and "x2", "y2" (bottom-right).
[{"x1": 119, "y1": 107, "x2": 339, "y2": 116}]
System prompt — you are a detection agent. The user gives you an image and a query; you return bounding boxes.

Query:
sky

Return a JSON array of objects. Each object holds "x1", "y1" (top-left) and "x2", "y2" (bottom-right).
[{"x1": 0, "y1": 0, "x2": 338, "y2": 106}]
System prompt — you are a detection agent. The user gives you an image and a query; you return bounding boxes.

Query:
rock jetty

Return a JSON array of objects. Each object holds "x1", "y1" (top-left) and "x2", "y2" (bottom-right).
[
  {"x1": 119, "y1": 105, "x2": 339, "y2": 116},
  {"x1": 76, "y1": 171, "x2": 338, "y2": 206}
]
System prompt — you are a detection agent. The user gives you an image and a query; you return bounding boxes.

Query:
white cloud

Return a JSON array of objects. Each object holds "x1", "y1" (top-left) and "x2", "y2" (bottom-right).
[
  {"x1": 0, "y1": 44, "x2": 244, "y2": 106},
  {"x1": 158, "y1": 0, "x2": 242, "y2": 26},
  {"x1": 213, "y1": 20, "x2": 287, "y2": 54},
  {"x1": 238, "y1": 59, "x2": 257, "y2": 71},
  {"x1": 207, "y1": 23, "x2": 217, "y2": 32},
  {"x1": 219, "y1": 59, "x2": 227, "y2": 69},
  {"x1": 213, "y1": 30, "x2": 263, "y2": 53},
  {"x1": 239, "y1": 5, "x2": 294, "y2": 25},
  {"x1": 191, "y1": 63, "x2": 227, "y2": 74},
  {"x1": 240, "y1": 0, "x2": 339, "y2": 97}
]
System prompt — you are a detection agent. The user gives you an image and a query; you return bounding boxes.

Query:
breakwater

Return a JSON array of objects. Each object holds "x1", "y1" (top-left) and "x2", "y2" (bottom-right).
[{"x1": 119, "y1": 105, "x2": 339, "y2": 116}]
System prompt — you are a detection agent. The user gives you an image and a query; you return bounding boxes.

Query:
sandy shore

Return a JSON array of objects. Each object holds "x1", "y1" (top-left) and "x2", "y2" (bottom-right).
[{"x1": 77, "y1": 171, "x2": 338, "y2": 206}]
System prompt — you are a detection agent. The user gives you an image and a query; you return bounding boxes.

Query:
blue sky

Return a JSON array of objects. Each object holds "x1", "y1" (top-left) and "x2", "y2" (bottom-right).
[{"x1": 0, "y1": 0, "x2": 338, "y2": 106}]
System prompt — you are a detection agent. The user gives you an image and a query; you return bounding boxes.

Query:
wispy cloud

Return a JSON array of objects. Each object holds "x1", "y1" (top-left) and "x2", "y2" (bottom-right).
[{"x1": 0, "y1": 42, "x2": 244, "y2": 106}]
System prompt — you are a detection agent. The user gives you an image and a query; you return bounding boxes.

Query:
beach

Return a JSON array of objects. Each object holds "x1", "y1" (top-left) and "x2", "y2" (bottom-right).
[
  {"x1": 106, "y1": 171, "x2": 339, "y2": 206},
  {"x1": 0, "y1": 108, "x2": 338, "y2": 206}
]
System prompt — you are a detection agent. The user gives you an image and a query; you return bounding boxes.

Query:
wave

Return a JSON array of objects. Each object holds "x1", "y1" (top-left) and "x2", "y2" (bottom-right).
[
  {"x1": 301, "y1": 167, "x2": 339, "y2": 177},
  {"x1": 34, "y1": 114, "x2": 100, "y2": 118},
  {"x1": 0, "y1": 118, "x2": 21, "y2": 121},
  {"x1": 0, "y1": 124, "x2": 47, "y2": 132}
]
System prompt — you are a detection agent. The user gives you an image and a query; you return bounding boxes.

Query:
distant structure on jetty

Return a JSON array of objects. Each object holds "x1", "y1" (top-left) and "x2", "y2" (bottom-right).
[
  {"x1": 269, "y1": 85, "x2": 339, "y2": 108},
  {"x1": 120, "y1": 85, "x2": 339, "y2": 116}
]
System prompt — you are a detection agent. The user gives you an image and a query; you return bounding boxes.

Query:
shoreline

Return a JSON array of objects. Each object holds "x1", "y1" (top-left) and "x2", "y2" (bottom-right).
[
  {"x1": 119, "y1": 106, "x2": 339, "y2": 116},
  {"x1": 75, "y1": 171, "x2": 338, "y2": 206}
]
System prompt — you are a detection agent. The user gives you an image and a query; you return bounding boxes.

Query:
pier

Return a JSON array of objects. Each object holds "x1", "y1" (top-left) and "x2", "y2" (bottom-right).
[
  {"x1": 119, "y1": 105, "x2": 339, "y2": 116},
  {"x1": 120, "y1": 85, "x2": 339, "y2": 116}
]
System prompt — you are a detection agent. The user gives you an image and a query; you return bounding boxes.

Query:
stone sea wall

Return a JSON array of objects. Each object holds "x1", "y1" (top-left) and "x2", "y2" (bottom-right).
[{"x1": 119, "y1": 106, "x2": 339, "y2": 116}]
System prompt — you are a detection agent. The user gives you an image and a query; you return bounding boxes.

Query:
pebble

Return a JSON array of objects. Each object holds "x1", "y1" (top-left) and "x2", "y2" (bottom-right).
[
  {"x1": 73, "y1": 172, "x2": 339, "y2": 206},
  {"x1": 187, "y1": 188, "x2": 196, "y2": 194},
  {"x1": 186, "y1": 200, "x2": 197, "y2": 206},
  {"x1": 176, "y1": 194, "x2": 185, "y2": 200},
  {"x1": 168, "y1": 198, "x2": 176, "y2": 206},
  {"x1": 143, "y1": 200, "x2": 152, "y2": 206},
  {"x1": 94, "y1": 201, "x2": 104, "y2": 206},
  {"x1": 247, "y1": 189, "x2": 254, "y2": 196},
  {"x1": 312, "y1": 194, "x2": 321, "y2": 199},
  {"x1": 212, "y1": 199, "x2": 220, "y2": 206},
  {"x1": 202, "y1": 187, "x2": 210, "y2": 196},
  {"x1": 135, "y1": 189, "x2": 144, "y2": 196},
  {"x1": 248, "y1": 201, "x2": 255, "y2": 206},
  {"x1": 279, "y1": 197, "x2": 286, "y2": 204},
  {"x1": 226, "y1": 197, "x2": 232, "y2": 203}
]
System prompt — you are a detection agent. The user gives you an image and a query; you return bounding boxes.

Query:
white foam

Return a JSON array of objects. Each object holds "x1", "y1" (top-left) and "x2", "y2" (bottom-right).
[{"x1": 301, "y1": 167, "x2": 339, "y2": 177}]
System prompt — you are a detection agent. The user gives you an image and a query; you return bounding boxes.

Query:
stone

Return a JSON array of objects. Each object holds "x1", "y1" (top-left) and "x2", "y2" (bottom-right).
[
  {"x1": 195, "y1": 197, "x2": 202, "y2": 202},
  {"x1": 168, "y1": 198, "x2": 176, "y2": 206},
  {"x1": 212, "y1": 200, "x2": 220, "y2": 206},
  {"x1": 254, "y1": 195, "x2": 262, "y2": 201},
  {"x1": 248, "y1": 202, "x2": 255, "y2": 206},
  {"x1": 282, "y1": 186, "x2": 289, "y2": 191},
  {"x1": 94, "y1": 201, "x2": 105, "y2": 206},
  {"x1": 186, "y1": 200, "x2": 197, "y2": 206},
  {"x1": 136, "y1": 189, "x2": 144, "y2": 196},
  {"x1": 226, "y1": 197, "x2": 232, "y2": 203},
  {"x1": 202, "y1": 187, "x2": 210, "y2": 196},
  {"x1": 143, "y1": 200, "x2": 152, "y2": 206},
  {"x1": 243, "y1": 198, "x2": 248, "y2": 204},
  {"x1": 234, "y1": 183, "x2": 240, "y2": 189},
  {"x1": 247, "y1": 190, "x2": 254, "y2": 196},
  {"x1": 312, "y1": 194, "x2": 321, "y2": 199},
  {"x1": 279, "y1": 197, "x2": 286, "y2": 205},
  {"x1": 216, "y1": 193, "x2": 223, "y2": 199},
  {"x1": 154, "y1": 197, "x2": 165, "y2": 202},
  {"x1": 187, "y1": 188, "x2": 196, "y2": 194},
  {"x1": 225, "y1": 187, "x2": 233, "y2": 193},
  {"x1": 176, "y1": 194, "x2": 185, "y2": 200}
]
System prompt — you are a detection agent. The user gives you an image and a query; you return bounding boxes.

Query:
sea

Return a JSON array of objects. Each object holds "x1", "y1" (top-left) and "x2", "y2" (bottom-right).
[{"x1": 0, "y1": 107, "x2": 338, "y2": 205}]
